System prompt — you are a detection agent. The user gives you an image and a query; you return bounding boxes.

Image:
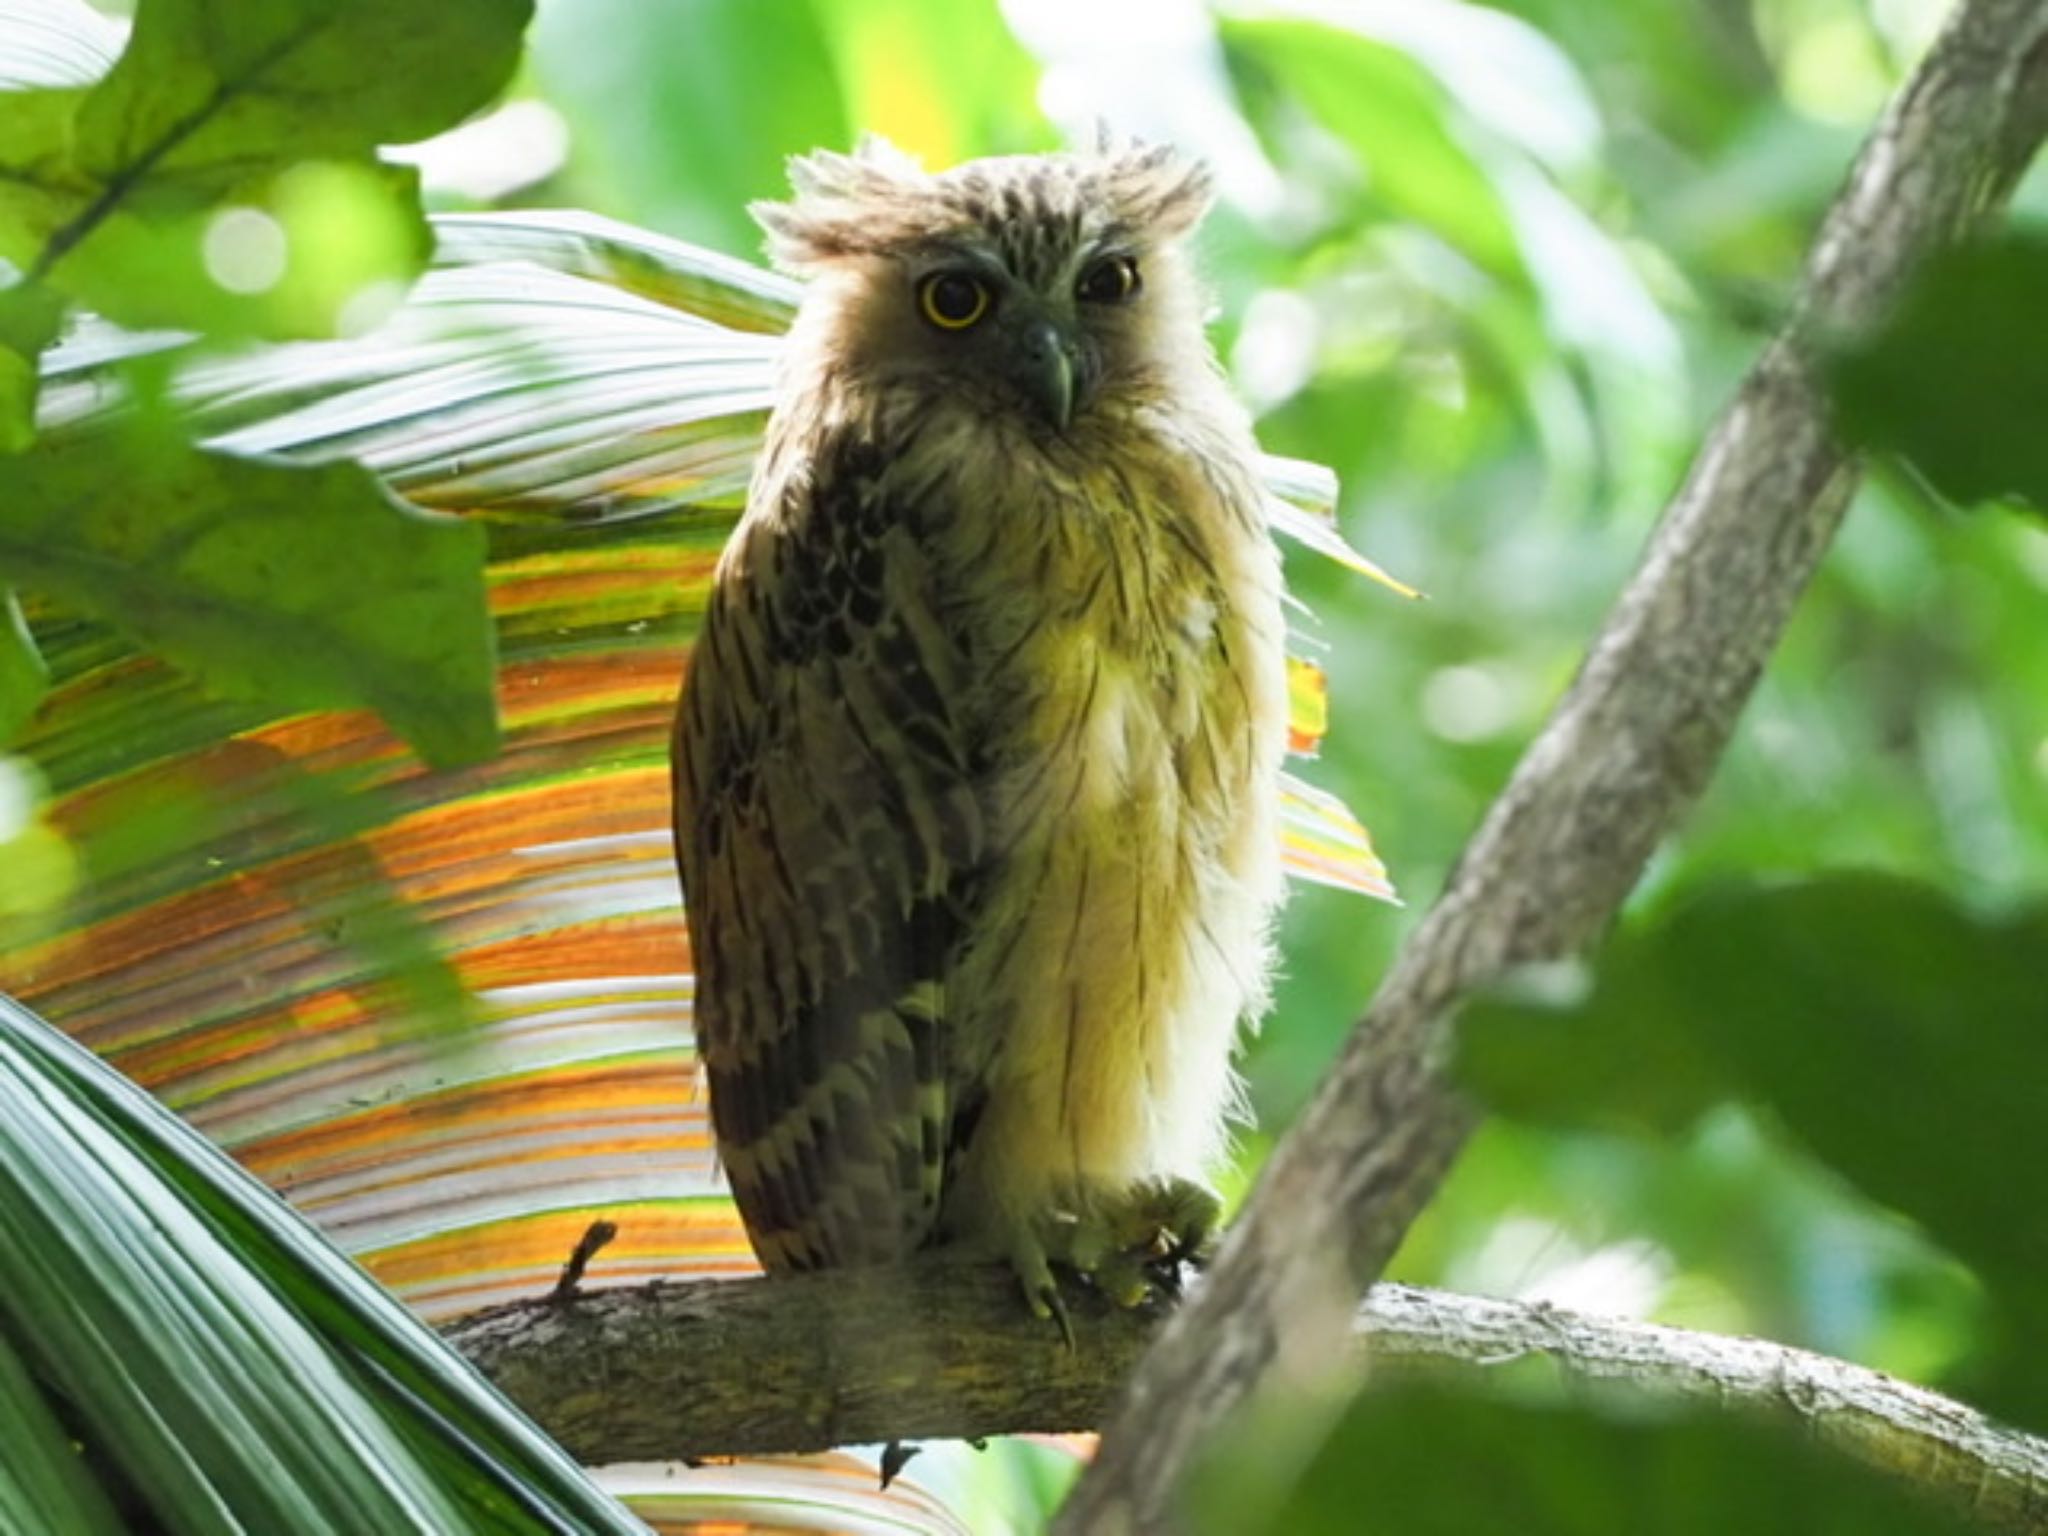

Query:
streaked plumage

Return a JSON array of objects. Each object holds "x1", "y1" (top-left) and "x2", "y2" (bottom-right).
[{"x1": 671, "y1": 142, "x2": 1288, "y2": 1305}]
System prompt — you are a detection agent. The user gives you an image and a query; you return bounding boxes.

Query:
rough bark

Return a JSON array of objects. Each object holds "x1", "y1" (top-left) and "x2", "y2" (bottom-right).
[
  {"x1": 1360, "y1": 1287, "x2": 2048, "y2": 1536},
  {"x1": 1054, "y1": 0, "x2": 2048, "y2": 1529},
  {"x1": 444, "y1": 1272, "x2": 2048, "y2": 1534}
]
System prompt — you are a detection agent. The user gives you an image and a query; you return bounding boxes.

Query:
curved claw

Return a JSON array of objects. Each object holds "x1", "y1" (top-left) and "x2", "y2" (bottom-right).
[
  {"x1": 1012, "y1": 1234, "x2": 1077, "y2": 1349},
  {"x1": 879, "y1": 1440, "x2": 922, "y2": 1489},
  {"x1": 1023, "y1": 1276, "x2": 1075, "y2": 1350}
]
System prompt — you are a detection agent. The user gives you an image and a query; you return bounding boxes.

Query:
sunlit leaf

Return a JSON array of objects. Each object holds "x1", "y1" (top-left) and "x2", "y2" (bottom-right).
[
  {"x1": 1263, "y1": 454, "x2": 1421, "y2": 597},
  {"x1": 432, "y1": 207, "x2": 800, "y2": 334},
  {"x1": 50, "y1": 158, "x2": 433, "y2": 340},
  {"x1": 0, "y1": 430, "x2": 498, "y2": 767},
  {"x1": 604, "y1": 1456, "x2": 970, "y2": 1536},
  {"x1": 1280, "y1": 773, "x2": 1396, "y2": 902},
  {"x1": 76, "y1": 0, "x2": 531, "y2": 191},
  {"x1": 4, "y1": 0, "x2": 530, "y2": 339},
  {"x1": 0, "y1": 86, "x2": 93, "y2": 273}
]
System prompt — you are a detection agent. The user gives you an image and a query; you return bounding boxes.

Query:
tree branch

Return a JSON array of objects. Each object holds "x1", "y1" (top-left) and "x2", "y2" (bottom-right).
[
  {"x1": 1057, "y1": 1, "x2": 2048, "y2": 1530},
  {"x1": 444, "y1": 1272, "x2": 2048, "y2": 1534},
  {"x1": 1360, "y1": 1286, "x2": 2048, "y2": 1536}
]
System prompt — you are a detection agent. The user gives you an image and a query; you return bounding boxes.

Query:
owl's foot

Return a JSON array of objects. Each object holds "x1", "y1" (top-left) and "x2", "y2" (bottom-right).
[{"x1": 1006, "y1": 1177, "x2": 1221, "y2": 1340}]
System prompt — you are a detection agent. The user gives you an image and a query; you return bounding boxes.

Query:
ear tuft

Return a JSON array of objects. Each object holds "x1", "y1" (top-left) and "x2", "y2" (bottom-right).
[
  {"x1": 751, "y1": 140, "x2": 925, "y2": 272},
  {"x1": 1104, "y1": 141, "x2": 1213, "y2": 242}
]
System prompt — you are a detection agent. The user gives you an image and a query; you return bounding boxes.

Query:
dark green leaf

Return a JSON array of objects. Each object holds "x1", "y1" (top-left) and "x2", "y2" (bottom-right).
[
  {"x1": 1457, "y1": 942, "x2": 1731, "y2": 1136},
  {"x1": 1656, "y1": 876, "x2": 2048, "y2": 1428},
  {"x1": 0, "y1": 87, "x2": 93, "y2": 271},
  {"x1": 1462, "y1": 873, "x2": 2048, "y2": 1428},
  {"x1": 0, "y1": 1327, "x2": 124, "y2": 1536},
  {"x1": 75, "y1": 0, "x2": 533, "y2": 194},
  {"x1": 1190, "y1": 1385, "x2": 1977, "y2": 1535},
  {"x1": 0, "y1": 430, "x2": 498, "y2": 767},
  {"x1": 0, "y1": 990, "x2": 645, "y2": 1534},
  {"x1": 0, "y1": 590, "x2": 45, "y2": 741},
  {"x1": 1653, "y1": 877, "x2": 2048, "y2": 1283},
  {"x1": 1826, "y1": 234, "x2": 2048, "y2": 512}
]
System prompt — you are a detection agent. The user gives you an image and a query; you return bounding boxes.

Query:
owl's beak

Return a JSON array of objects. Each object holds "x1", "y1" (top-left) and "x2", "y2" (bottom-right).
[{"x1": 1016, "y1": 318, "x2": 1077, "y2": 431}]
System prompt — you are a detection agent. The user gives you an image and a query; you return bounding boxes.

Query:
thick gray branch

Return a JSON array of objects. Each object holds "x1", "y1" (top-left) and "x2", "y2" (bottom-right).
[
  {"x1": 444, "y1": 1272, "x2": 2048, "y2": 1534},
  {"x1": 1057, "y1": 1, "x2": 2048, "y2": 1531}
]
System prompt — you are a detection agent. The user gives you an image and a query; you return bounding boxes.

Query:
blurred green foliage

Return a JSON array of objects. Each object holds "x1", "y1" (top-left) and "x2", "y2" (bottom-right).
[
  {"x1": 1188, "y1": 1383, "x2": 1981, "y2": 1535},
  {"x1": 1462, "y1": 873, "x2": 2048, "y2": 1431}
]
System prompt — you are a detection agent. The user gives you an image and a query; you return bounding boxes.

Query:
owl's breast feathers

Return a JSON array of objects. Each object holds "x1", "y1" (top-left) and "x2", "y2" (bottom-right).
[{"x1": 675, "y1": 395, "x2": 1288, "y2": 1271}]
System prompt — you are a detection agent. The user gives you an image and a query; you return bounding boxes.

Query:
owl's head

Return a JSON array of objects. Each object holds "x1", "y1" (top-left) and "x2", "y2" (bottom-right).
[{"x1": 753, "y1": 140, "x2": 1216, "y2": 433}]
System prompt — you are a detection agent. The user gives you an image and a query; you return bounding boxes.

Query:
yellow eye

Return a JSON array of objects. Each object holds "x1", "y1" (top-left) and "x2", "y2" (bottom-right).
[
  {"x1": 1077, "y1": 255, "x2": 1140, "y2": 304},
  {"x1": 918, "y1": 271, "x2": 992, "y2": 330}
]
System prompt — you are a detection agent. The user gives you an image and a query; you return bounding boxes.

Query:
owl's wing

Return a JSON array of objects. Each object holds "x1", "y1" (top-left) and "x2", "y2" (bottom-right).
[{"x1": 672, "y1": 435, "x2": 987, "y2": 1271}]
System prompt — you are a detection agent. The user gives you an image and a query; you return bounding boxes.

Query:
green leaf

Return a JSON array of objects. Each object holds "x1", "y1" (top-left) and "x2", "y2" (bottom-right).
[
  {"x1": 1191, "y1": 1385, "x2": 1978, "y2": 1535},
  {"x1": 1654, "y1": 877, "x2": 2048, "y2": 1284},
  {"x1": 1461, "y1": 874, "x2": 2048, "y2": 1429},
  {"x1": 53, "y1": 158, "x2": 433, "y2": 340},
  {"x1": 1654, "y1": 876, "x2": 2048, "y2": 1428},
  {"x1": 0, "y1": 86, "x2": 94, "y2": 271},
  {"x1": 1457, "y1": 941, "x2": 1731, "y2": 1137},
  {"x1": 0, "y1": 279, "x2": 65, "y2": 451},
  {"x1": 4, "y1": 0, "x2": 530, "y2": 339},
  {"x1": 0, "y1": 590, "x2": 46, "y2": 741},
  {"x1": 0, "y1": 1326, "x2": 124, "y2": 1536},
  {"x1": 75, "y1": 0, "x2": 532, "y2": 194},
  {"x1": 0, "y1": 990, "x2": 646, "y2": 1534},
  {"x1": 0, "y1": 430, "x2": 498, "y2": 767},
  {"x1": 1826, "y1": 234, "x2": 2048, "y2": 512}
]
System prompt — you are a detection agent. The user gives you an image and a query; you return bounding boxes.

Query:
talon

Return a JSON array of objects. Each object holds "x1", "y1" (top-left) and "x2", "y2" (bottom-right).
[
  {"x1": 1040, "y1": 1281, "x2": 1076, "y2": 1350},
  {"x1": 879, "y1": 1440, "x2": 920, "y2": 1489}
]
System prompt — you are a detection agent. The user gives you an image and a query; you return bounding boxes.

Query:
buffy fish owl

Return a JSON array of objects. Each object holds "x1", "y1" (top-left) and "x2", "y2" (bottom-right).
[{"x1": 671, "y1": 141, "x2": 1288, "y2": 1324}]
